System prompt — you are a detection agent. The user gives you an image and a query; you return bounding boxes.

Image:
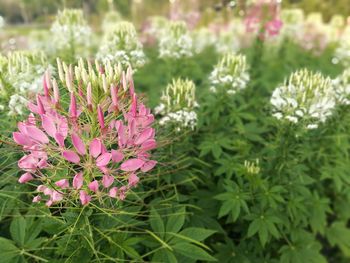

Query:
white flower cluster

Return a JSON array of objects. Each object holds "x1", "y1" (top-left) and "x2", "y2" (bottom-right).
[
  {"x1": 215, "y1": 19, "x2": 245, "y2": 54},
  {"x1": 209, "y1": 53, "x2": 250, "y2": 95},
  {"x1": 102, "y1": 10, "x2": 122, "y2": 33},
  {"x1": 0, "y1": 51, "x2": 49, "y2": 116},
  {"x1": 155, "y1": 78, "x2": 198, "y2": 130},
  {"x1": 280, "y1": 8, "x2": 305, "y2": 40},
  {"x1": 332, "y1": 69, "x2": 350, "y2": 105},
  {"x1": 50, "y1": 9, "x2": 92, "y2": 53},
  {"x1": 159, "y1": 21, "x2": 193, "y2": 59},
  {"x1": 97, "y1": 21, "x2": 146, "y2": 70},
  {"x1": 271, "y1": 69, "x2": 336, "y2": 129},
  {"x1": 334, "y1": 28, "x2": 350, "y2": 67},
  {"x1": 192, "y1": 27, "x2": 216, "y2": 54}
]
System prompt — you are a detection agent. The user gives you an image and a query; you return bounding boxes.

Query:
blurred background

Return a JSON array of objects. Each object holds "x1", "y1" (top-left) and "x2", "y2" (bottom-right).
[{"x1": 0, "y1": 0, "x2": 349, "y2": 26}]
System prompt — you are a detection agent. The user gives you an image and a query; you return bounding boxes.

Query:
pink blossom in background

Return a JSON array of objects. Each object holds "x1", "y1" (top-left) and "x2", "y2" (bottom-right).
[
  {"x1": 13, "y1": 60, "x2": 157, "y2": 207},
  {"x1": 244, "y1": 0, "x2": 283, "y2": 40}
]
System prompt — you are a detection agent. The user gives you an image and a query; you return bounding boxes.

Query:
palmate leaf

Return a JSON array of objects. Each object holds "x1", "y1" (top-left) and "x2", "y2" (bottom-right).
[
  {"x1": 172, "y1": 242, "x2": 217, "y2": 262},
  {"x1": 0, "y1": 237, "x2": 20, "y2": 263},
  {"x1": 326, "y1": 221, "x2": 350, "y2": 256},
  {"x1": 166, "y1": 206, "x2": 186, "y2": 234},
  {"x1": 150, "y1": 207, "x2": 165, "y2": 239},
  {"x1": 179, "y1": 227, "x2": 216, "y2": 242},
  {"x1": 10, "y1": 215, "x2": 27, "y2": 247}
]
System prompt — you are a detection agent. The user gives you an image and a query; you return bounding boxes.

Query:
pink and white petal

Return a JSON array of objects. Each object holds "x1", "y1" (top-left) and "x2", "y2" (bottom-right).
[
  {"x1": 71, "y1": 133, "x2": 86, "y2": 155},
  {"x1": 96, "y1": 152, "x2": 112, "y2": 167},
  {"x1": 141, "y1": 160, "x2": 157, "y2": 172}
]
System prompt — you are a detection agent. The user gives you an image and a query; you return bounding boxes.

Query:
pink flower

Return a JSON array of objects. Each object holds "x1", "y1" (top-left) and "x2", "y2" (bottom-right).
[
  {"x1": 13, "y1": 60, "x2": 157, "y2": 207},
  {"x1": 32, "y1": 195, "x2": 42, "y2": 203}
]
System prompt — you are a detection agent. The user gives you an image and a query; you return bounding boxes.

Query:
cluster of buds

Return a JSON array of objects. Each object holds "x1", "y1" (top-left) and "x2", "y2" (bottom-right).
[
  {"x1": 244, "y1": 159, "x2": 260, "y2": 175},
  {"x1": 0, "y1": 51, "x2": 49, "y2": 115},
  {"x1": 50, "y1": 9, "x2": 92, "y2": 54},
  {"x1": 155, "y1": 78, "x2": 198, "y2": 131},
  {"x1": 280, "y1": 8, "x2": 304, "y2": 40},
  {"x1": 158, "y1": 21, "x2": 193, "y2": 59},
  {"x1": 332, "y1": 69, "x2": 350, "y2": 105},
  {"x1": 97, "y1": 21, "x2": 146, "y2": 70},
  {"x1": 13, "y1": 58, "x2": 157, "y2": 207},
  {"x1": 271, "y1": 69, "x2": 336, "y2": 129},
  {"x1": 244, "y1": 0, "x2": 283, "y2": 40},
  {"x1": 209, "y1": 53, "x2": 250, "y2": 95},
  {"x1": 101, "y1": 11, "x2": 123, "y2": 33}
]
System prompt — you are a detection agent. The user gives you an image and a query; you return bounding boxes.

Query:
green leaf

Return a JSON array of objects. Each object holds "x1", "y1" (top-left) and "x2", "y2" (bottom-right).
[
  {"x1": 166, "y1": 206, "x2": 186, "y2": 234},
  {"x1": 10, "y1": 215, "x2": 26, "y2": 246},
  {"x1": 173, "y1": 242, "x2": 217, "y2": 261},
  {"x1": 326, "y1": 221, "x2": 350, "y2": 256},
  {"x1": 150, "y1": 207, "x2": 165, "y2": 238},
  {"x1": 0, "y1": 237, "x2": 20, "y2": 263},
  {"x1": 179, "y1": 227, "x2": 216, "y2": 242}
]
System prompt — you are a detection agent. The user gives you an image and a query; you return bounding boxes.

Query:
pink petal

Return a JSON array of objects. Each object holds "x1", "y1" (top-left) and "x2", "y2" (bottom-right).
[
  {"x1": 79, "y1": 190, "x2": 91, "y2": 205},
  {"x1": 111, "y1": 150, "x2": 124, "y2": 163},
  {"x1": 120, "y1": 158, "x2": 145, "y2": 172},
  {"x1": 18, "y1": 172, "x2": 34, "y2": 183},
  {"x1": 88, "y1": 180, "x2": 99, "y2": 192},
  {"x1": 97, "y1": 105, "x2": 105, "y2": 130},
  {"x1": 140, "y1": 139, "x2": 157, "y2": 151},
  {"x1": 102, "y1": 174, "x2": 114, "y2": 188},
  {"x1": 51, "y1": 191, "x2": 63, "y2": 202},
  {"x1": 54, "y1": 132, "x2": 65, "y2": 147},
  {"x1": 118, "y1": 186, "x2": 127, "y2": 200},
  {"x1": 128, "y1": 173, "x2": 139, "y2": 187},
  {"x1": 89, "y1": 138, "x2": 102, "y2": 158},
  {"x1": 41, "y1": 115, "x2": 57, "y2": 137},
  {"x1": 141, "y1": 160, "x2": 157, "y2": 172},
  {"x1": 71, "y1": 133, "x2": 86, "y2": 155},
  {"x1": 73, "y1": 172, "x2": 83, "y2": 189},
  {"x1": 55, "y1": 179, "x2": 69, "y2": 189},
  {"x1": 109, "y1": 187, "x2": 118, "y2": 198},
  {"x1": 18, "y1": 155, "x2": 38, "y2": 171},
  {"x1": 96, "y1": 152, "x2": 112, "y2": 167},
  {"x1": 62, "y1": 150, "x2": 80, "y2": 164},
  {"x1": 26, "y1": 126, "x2": 49, "y2": 144},
  {"x1": 32, "y1": 195, "x2": 41, "y2": 203},
  {"x1": 69, "y1": 92, "x2": 77, "y2": 118},
  {"x1": 13, "y1": 132, "x2": 32, "y2": 146},
  {"x1": 135, "y1": 128, "x2": 154, "y2": 145}
]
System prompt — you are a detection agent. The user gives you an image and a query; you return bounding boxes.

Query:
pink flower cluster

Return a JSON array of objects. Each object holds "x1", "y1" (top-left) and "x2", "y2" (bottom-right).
[
  {"x1": 244, "y1": 0, "x2": 283, "y2": 40},
  {"x1": 13, "y1": 60, "x2": 157, "y2": 207}
]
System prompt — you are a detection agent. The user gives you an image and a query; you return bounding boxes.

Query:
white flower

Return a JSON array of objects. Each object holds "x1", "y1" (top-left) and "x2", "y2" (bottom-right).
[
  {"x1": 8, "y1": 94, "x2": 28, "y2": 116},
  {"x1": 332, "y1": 68, "x2": 350, "y2": 105},
  {"x1": 50, "y1": 9, "x2": 92, "y2": 54},
  {"x1": 155, "y1": 78, "x2": 198, "y2": 130},
  {"x1": 159, "y1": 21, "x2": 193, "y2": 59},
  {"x1": 192, "y1": 27, "x2": 216, "y2": 54},
  {"x1": 102, "y1": 11, "x2": 122, "y2": 33},
  {"x1": 97, "y1": 21, "x2": 146, "y2": 70},
  {"x1": 334, "y1": 27, "x2": 350, "y2": 67},
  {"x1": 271, "y1": 69, "x2": 336, "y2": 129},
  {"x1": 209, "y1": 53, "x2": 250, "y2": 95},
  {"x1": 280, "y1": 8, "x2": 304, "y2": 40},
  {"x1": 0, "y1": 51, "x2": 50, "y2": 115}
]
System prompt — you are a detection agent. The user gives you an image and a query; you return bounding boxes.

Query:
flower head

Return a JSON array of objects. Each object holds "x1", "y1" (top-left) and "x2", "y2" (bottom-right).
[
  {"x1": 13, "y1": 58, "x2": 157, "y2": 207},
  {"x1": 159, "y1": 21, "x2": 193, "y2": 59},
  {"x1": 0, "y1": 51, "x2": 49, "y2": 115},
  {"x1": 50, "y1": 9, "x2": 92, "y2": 54},
  {"x1": 271, "y1": 69, "x2": 336, "y2": 129},
  {"x1": 332, "y1": 69, "x2": 350, "y2": 105},
  {"x1": 244, "y1": 0, "x2": 283, "y2": 40},
  {"x1": 97, "y1": 21, "x2": 146, "y2": 70},
  {"x1": 209, "y1": 53, "x2": 250, "y2": 95},
  {"x1": 102, "y1": 10, "x2": 123, "y2": 32},
  {"x1": 155, "y1": 78, "x2": 198, "y2": 131},
  {"x1": 280, "y1": 8, "x2": 304, "y2": 40}
]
